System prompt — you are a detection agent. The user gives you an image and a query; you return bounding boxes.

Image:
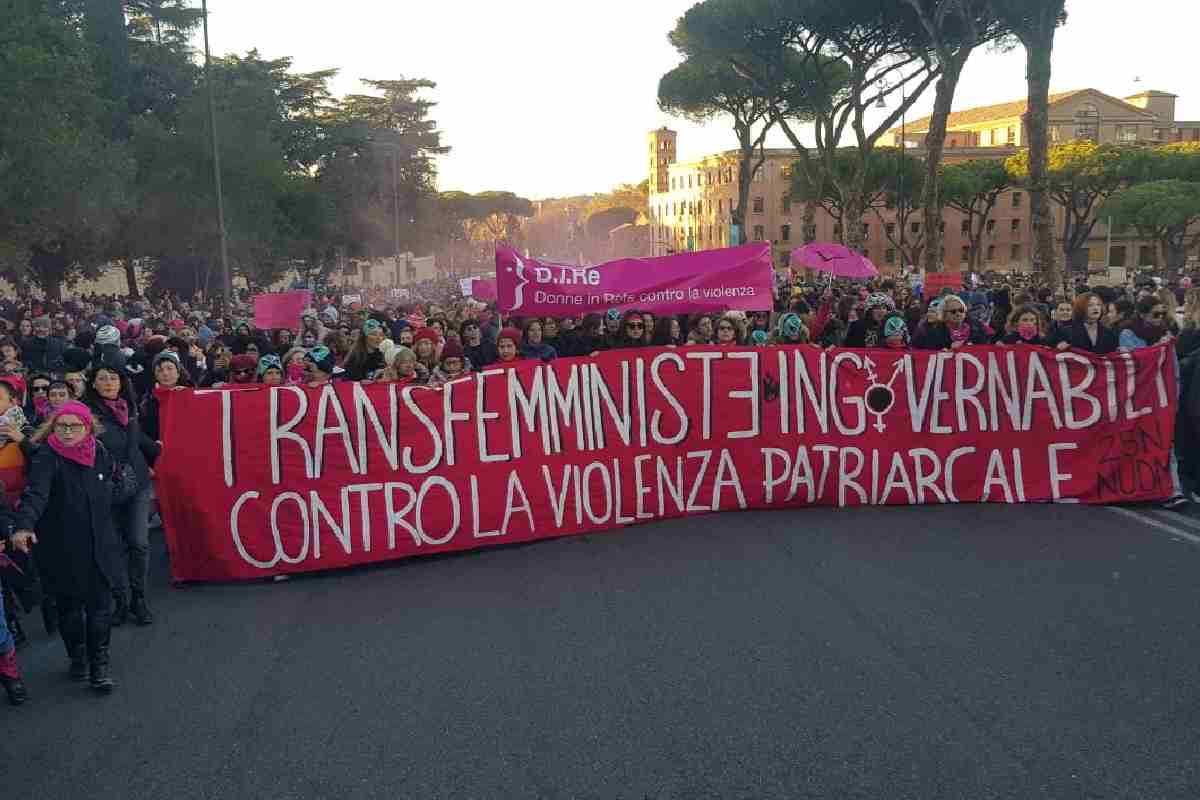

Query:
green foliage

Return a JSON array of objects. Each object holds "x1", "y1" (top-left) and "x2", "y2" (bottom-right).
[
  {"x1": 1008, "y1": 141, "x2": 1141, "y2": 259},
  {"x1": 1101, "y1": 179, "x2": 1200, "y2": 274},
  {"x1": 0, "y1": 0, "x2": 135, "y2": 297}
]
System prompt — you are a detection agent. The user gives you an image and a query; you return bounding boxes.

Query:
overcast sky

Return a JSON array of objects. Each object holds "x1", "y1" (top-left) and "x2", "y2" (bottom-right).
[{"x1": 197, "y1": 0, "x2": 1197, "y2": 199}]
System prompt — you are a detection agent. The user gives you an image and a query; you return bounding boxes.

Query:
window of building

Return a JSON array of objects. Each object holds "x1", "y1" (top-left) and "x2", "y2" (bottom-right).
[
  {"x1": 961, "y1": 246, "x2": 970, "y2": 263},
  {"x1": 687, "y1": 175, "x2": 692, "y2": 189},
  {"x1": 670, "y1": 177, "x2": 675, "y2": 191},
  {"x1": 753, "y1": 225, "x2": 765, "y2": 241},
  {"x1": 1011, "y1": 219, "x2": 1021, "y2": 234},
  {"x1": 718, "y1": 199, "x2": 724, "y2": 213},
  {"x1": 1051, "y1": 125, "x2": 1061, "y2": 143},
  {"x1": 1010, "y1": 244, "x2": 1021, "y2": 261},
  {"x1": 782, "y1": 195, "x2": 792, "y2": 213},
  {"x1": 1012, "y1": 191, "x2": 1023, "y2": 208},
  {"x1": 697, "y1": 200, "x2": 703, "y2": 215},
  {"x1": 885, "y1": 249, "x2": 896, "y2": 264},
  {"x1": 986, "y1": 245, "x2": 996, "y2": 261},
  {"x1": 1139, "y1": 245, "x2": 1156, "y2": 266},
  {"x1": 1119, "y1": 126, "x2": 1138, "y2": 143},
  {"x1": 910, "y1": 222, "x2": 921, "y2": 235},
  {"x1": 781, "y1": 224, "x2": 791, "y2": 242},
  {"x1": 886, "y1": 222, "x2": 896, "y2": 237},
  {"x1": 863, "y1": 224, "x2": 870, "y2": 238},
  {"x1": 960, "y1": 219, "x2": 970, "y2": 234},
  {"x1": 986, "y1": 219, "x2": 996, "y2": 234},
  {"x1": 1074, "y1": 104, "x2": 1100, "y2": 142},
  {"x1": 1006, "y1": 126, "x2": 1015, "y2": 145},
  {"x1": 753, "y1": 165, "x2": 764, "y2": 182},
  {"x1": 752, "y1": 196, "x2": 765, "y2": 213},
  {"x1": 833, "y1": 224, "x2": 843, "y2": 239},
  {"x1": 1110, "y1": 245, "x2": 1127, "y2": 267}
]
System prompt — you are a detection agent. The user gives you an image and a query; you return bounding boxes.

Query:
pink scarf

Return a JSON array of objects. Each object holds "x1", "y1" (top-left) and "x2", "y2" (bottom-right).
[
  {"x1": 33, "y1": 395, "x2": 50, "y2": 418},
  {"x1": 948, "y1": 322, "x2": 971, "y2": 344},
  {"x1": 47, "y1": 401, "x2": 97, "y2": 467},
  {"x1": 104, "y1": 397, "x2": 129, "y2": 426}
]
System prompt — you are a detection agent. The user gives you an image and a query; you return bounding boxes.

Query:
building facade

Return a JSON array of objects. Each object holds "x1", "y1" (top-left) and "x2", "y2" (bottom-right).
[{"x1": 647, "y1": 88, "x2": 1200, "y2": 275}]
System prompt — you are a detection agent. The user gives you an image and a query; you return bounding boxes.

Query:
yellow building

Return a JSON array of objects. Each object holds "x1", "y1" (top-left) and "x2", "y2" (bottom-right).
[{"x1": 647, "y1": 89, "x2": 1200, "y2": 275}]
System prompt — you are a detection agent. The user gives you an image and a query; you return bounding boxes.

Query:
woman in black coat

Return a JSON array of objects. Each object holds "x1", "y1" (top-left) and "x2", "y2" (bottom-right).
[
  {"x1": 1049, "y1": 292, "x2": 1119, "y2": 355},
  {"x1": 11, "y1": 401, "x2": 123, "y2": 693},
  {"x1": 914, "y1": 295, "x2": 991, "y2": 350},
  {"x1": 84, "y1": 364, "x2": 160, "y2": 627}
]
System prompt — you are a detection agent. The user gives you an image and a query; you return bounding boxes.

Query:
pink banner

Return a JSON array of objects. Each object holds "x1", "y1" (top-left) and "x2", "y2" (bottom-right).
[
  {"x1": 496, "y1": 243, "x2": 773, "y2": 316},
  {"x1": 471, "y1": 278, "x2": 498, "y2": 302},
  {"x1": 253, "y1": 290, "x2": 311, "y2": 330}
]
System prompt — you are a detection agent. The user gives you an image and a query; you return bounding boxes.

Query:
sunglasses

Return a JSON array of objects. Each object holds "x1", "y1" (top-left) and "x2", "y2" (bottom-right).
[
  {"x1": 626, "y1": 322, "x2": 644, "y2": 329},
  {"x1": 1151, "y1": 312, "x2": 1166, "y2": 319},
  {"x1": 54, "y1": 422, "x2": 86, "y2": 433},
  {"x1": 32, "y1": 385, "x2": 49, "y2": 393},
  {"x1": 232, "y1": 368, "x2": 255, "y2": 376}
]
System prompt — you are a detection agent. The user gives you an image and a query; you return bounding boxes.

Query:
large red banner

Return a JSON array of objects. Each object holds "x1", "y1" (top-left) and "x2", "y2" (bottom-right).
[{"x1": 157, "y1": 345, "x2": 1177, "y2": 582}]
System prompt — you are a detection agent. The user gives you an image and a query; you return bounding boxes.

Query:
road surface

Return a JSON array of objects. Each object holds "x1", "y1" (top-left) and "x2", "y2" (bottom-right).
[{"x1": 5, "y1": 503, "x2": 1200, "y2": 799}]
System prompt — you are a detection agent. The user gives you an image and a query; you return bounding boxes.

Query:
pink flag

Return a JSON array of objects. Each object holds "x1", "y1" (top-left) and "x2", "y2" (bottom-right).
[
  {"x1": 496, "y1": 243, "x2": 773, "y2": 316},
  {"x1": 471, "y1": 278, "x2": 498, "y2": 302},
  {"x1": 253, "y1": 290, "x2": 311, "y2": 331}
]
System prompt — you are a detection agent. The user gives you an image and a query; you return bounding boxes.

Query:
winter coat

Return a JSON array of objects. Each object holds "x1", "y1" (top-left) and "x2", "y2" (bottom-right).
[
  {"x1": 843, "y1": 318, "x2": 884, "y2": 348},
  {"x1": 22, "y1": 335, "x2": 66, "y2": 372},
  {"x1": 520, "y1": 341, "x2": 558, "y2": 361},
  {"x1": 913, "y1": 319, "x2": 991, "y2": 350},
  {"x1": 999, "y1": 332, "x2": 1051, "y2": 347},
  {"x1": 342, "y1": 348, "x2": 387, "y2": 381},
  {"x1": 12, "y1": 446, "x2": 124, "y2": 597},
  {"x1": 464, "y1": 340, "x2": 498, "y2": 368},
  {"x1": 1048, "y1": 321, "x2": 1119, "y2": 355},
  {"x1": 88, "y1": 400, "x2": 161, "y2": 493}
]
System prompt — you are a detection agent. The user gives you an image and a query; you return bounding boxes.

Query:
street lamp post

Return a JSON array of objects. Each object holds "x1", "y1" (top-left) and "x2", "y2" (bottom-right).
[{"x1": 200, "y1": 0, "x2": 231, "y2": 314}]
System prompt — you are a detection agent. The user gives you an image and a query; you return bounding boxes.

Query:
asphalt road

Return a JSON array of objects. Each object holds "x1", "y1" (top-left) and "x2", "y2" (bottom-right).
[{"x1": 4, "y1": 503, "x2": 1200, "y2": 800}]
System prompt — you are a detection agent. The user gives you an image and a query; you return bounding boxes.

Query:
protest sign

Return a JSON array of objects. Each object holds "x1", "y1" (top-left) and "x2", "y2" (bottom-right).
[
  {"x1": 471, "y1": 278, "x2": 498, "y2": 302},
  {"x1": 459, "y1": 278, "x2": 473, "y2": 297},
  {"x1": 342, "y1": 294, "x2": 362, "y2": 306},
  {"x1": 496, "y1": 243, "x2": 773, "y2": 316},
  {"x1": 253, "y1": 290, "x2": 311, "y2": 331},
  {"x1": 923, "y1": 271, "x2": 963, "y2": 296},
  {"x1": 156, "y1": 344, "x2": 1177, "y2": 582}
]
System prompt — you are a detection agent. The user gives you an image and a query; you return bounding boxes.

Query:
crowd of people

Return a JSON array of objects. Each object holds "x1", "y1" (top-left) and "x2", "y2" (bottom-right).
[{"x1": 1, "y1": 269, "x2": 1199, "y2": 707}]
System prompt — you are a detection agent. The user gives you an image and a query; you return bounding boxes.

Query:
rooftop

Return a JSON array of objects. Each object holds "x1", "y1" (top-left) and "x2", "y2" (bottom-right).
[{"x1": 891, "y1": 88, "x2": 1158, "y2": 135}]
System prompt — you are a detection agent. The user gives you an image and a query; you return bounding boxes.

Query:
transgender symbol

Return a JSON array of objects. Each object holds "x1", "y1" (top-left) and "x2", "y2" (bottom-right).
[{"x1": 862, "y1": 356, "x2": 906, "y2": 432}]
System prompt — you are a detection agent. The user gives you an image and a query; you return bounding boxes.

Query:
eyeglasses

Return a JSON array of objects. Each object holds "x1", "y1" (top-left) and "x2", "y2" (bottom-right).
[
  {"x1": 54, "y1": 422, "x2": 86, "y2": 433},
  {"x1": 32, "y1": 385, "x2": 49, "y2": 393},
  {"x1": 626, "y1": 322, "x2": 644, "y2": 329},
  {"x1": 1151, "y1": 312, "x2": 1166, "y2": 319}
]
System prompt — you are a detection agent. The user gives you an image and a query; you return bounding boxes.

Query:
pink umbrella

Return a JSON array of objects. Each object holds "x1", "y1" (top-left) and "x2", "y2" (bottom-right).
[{"x1": 790, "y1": 242, "x2": 879, "y2": 279}]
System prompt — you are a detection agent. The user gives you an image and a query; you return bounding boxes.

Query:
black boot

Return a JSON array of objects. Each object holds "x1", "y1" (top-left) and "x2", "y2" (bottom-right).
[
  {"x1": 110, "y1": 590, "x2": 128, "y2": 628},
  {"x1": 0, "y1": 649, "x2": 26, "y2": 705},
  {"x1": 0, "y1": 674, "x2": 26, "y2": 705},
  {"x1": 87, "y1": 622, "x2": 114, "y2": 694},
  {"x1": 41, "y1": 595, "x2": 58, "y2": 636},
  {"x1": 6, "y1": 612, "x2": 27, "y2": 650},
  {"x1": 130, "y1": 592, "x2": 153, "y2": 626},
  {"x1": 58, "y1": 598, "x2": 88, "y2": 681},
  {"x1": 67, "y1": 644, "x2": 88, "y2": 682}
]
